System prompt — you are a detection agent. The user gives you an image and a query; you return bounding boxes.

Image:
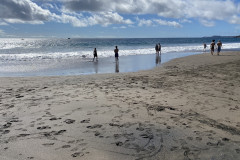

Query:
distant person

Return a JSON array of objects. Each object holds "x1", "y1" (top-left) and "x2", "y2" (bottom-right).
[
  {"x1": 158, "y1": 43, "x2": 161, "y2": 54},
  {"x1": 210, "y1": 40, "x2": 215, "y2": 55},
  {"x1": 155, "y1": 44, "x2": 159, "y2": 54},
  {"x1": 203, "y1": 43, "x2": 207, "y2": 52},
  {"x1": 217, "y1": 40, "x2": 222, "y2": 55},
  {"x1": 114, "y1": 46, "x2": 119, "y2": 61},
  {"x1": 155, "y1": 43, "x2": 161, "y2": 54},
  {"x1": 93, "y1": 48, "x2": 98, "y2": 62}
]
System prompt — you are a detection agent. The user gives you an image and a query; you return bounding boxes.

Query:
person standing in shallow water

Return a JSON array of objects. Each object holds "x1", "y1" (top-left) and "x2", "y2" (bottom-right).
[
  {"x1": 210, "y1": 40, "x2": 215, "y2": 55},
  {"x1": 114, "y1": 46, "x2": 119, "y2": 61},
  {"x1": 155, "y1": 44, "x2": 159, "y2": 54},
  {"x1": 217, "y1": 40, "x2": 222, "y2": 56},
  {"x1": 203, "y1": 43, "x2": 207, "y2": 52},
  {"x1": 93, "y1": 48, "x2": 98, "y2": 62}
]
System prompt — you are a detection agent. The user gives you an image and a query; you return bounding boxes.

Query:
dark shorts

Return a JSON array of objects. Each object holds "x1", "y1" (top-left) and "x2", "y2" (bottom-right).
[
  {"x1": 115, "y1": 53, "x2": 119, "y2": 57},
  {"x1": 218, "y1": 47, "x2": 221, "y2": 52},
  {"x1": 94, "y1": 53, "x2": 97, "y2": 57}
]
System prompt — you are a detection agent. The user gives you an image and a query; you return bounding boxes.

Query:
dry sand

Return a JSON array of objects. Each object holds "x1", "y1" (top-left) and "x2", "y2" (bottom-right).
[{"x1": 0, "y1": 52, "x2": 240, "y2": 160}]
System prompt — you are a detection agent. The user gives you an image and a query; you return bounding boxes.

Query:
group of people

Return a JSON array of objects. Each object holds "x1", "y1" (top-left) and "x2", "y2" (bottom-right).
[
  {"x1": 93, "y1": 46, "x2": 119, "y2": 62},
  {"x1": 204, "y1": 40, "x2": 222, "y2": 56},
  {"x1": 92, "y1": 40, "x2": 223, "y2": 63}
]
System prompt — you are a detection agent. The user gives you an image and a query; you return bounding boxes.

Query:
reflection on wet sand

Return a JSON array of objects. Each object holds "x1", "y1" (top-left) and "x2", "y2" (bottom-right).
[
  {"x1": 93, "y1": 61, "x2": 98, "y2": 73},
  {"x1": 155, "y1": 53, "x2": 161, "y2": 66},
  {"x1": 115, "y1": 60, "x2": 119, "y2": 73}
]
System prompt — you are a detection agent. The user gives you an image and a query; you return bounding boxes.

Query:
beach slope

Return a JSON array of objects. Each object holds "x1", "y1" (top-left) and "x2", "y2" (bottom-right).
[{"x1": 0, "y1": 52, "x2": 240, "y2": 160}]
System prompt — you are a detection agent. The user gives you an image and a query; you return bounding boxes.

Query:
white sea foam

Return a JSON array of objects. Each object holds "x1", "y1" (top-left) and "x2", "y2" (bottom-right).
[{"x1": 1, "y1": 42, "x2": 240, "y2": 61}]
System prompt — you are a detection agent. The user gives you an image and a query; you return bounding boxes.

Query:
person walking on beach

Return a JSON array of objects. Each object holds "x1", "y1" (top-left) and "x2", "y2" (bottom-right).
[
  {"x1": 210, "y1": 40, "x2": 215, "y2": 55},
  {"x1": 217, "y1": 40, "x2": 222, "y2": 56},
  {"x1": 93, "y1": 48, "x2": 98, "y2": 62},
  {"x1": 203, "y1": 43, "x2": 207, "y2": 52},
  {"x1": 114, "y1": 46, "x2": 119, "y2": 61}
]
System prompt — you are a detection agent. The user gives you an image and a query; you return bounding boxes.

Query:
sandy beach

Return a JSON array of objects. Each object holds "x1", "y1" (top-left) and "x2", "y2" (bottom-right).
[{"x1": 0, "y1": 51, "x2": 240, "y2": 160}]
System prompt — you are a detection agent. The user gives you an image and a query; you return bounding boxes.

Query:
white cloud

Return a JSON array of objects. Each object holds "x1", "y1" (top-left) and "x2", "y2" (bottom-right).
[
  {"x1": 1, "y1": 0, "x2": 240, "y2": 28},
  {"x1": 88, "y1": 12, "x2": 133, "y2": 27},
  {"x1": 0, "y1": 21, "x2": 8, "y2": 25},
  {"x1": 199, "y1": 19, "x2": 215, "y2": 27},
  {"x1": 61, "y1": 0, "x2": 240, "y2": 27},
  {"x1": 5, "y1": 19, "x2": 44, "y2": 24},
  {"x1": 54, "y1": 14, "x2": 88, "y2": 27},
  {"x1": 53, "y1": 11, "x2": 133, "y2": 27},
  {"x1": 41, "y1": 3, "x2": 54, "y2": 9},
  {"x1": 180, "y1": 19, "x2": 192, "y2": 23},
  {"x1": 185, "y1": 0, "x2": 238, "y2": 21},
  {"x1": 136, "y1": 17, "x2": 182, "y2": 28},
  {"x1": 0, "y1": 0, "x2": 52, "y2": 24},
  {"x1": 154, "y1": 19, "x2": 182, "y2": 28},
  {"x1": 136, "y1": 17, "x2": 153, "y2": 26},
  {"x1": 229, "y1": 15, "x2": 240, "y2": 24},
  {"x1": 113, "y1": 26, "x2": 127, "y2": 29}
]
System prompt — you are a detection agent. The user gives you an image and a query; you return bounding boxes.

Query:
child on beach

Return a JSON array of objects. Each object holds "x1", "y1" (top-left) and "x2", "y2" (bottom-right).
[
  {"x1": 114, "y1": 46, "x2": 119, "y2": 61},
  {"x1": 217, "y1": 40, "x2": 222, "y2": 56},
  {"x1": 93, "y1": 48, "x2": 98, "y2": 62}
]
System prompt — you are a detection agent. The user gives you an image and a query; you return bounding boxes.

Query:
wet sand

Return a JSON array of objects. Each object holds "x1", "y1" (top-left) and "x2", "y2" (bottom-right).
[
  {"x1": 0, "y1": 51, "x2": 240, "y2": 160},
  {"x1": 0, "y1": 51, "x2": 201, "y2": 77}
]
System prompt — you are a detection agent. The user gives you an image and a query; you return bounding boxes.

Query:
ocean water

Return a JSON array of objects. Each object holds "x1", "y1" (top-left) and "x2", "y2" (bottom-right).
[{"x1": 0, "y1": 37, "x2": 240, "y2": 77}]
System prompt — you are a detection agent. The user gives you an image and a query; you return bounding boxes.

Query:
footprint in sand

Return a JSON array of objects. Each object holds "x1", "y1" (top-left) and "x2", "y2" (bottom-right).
[
  {"x1": 86, "y1": 124, "x2": 102, "y2": 129},
  {"x1": 49, "y1": 117, "x2": 61, "y2": 121},
  {"x1": 64, "y1": 119, "x2": 75, "y2": 124},
  {"x1": 115, "y1": 141, "x2": 123, "y2": 146},
  {"x1": 80, "y1": 119, "x2": 90, "y2": 123},
  {"x1": 236, "y1": 149, "x2": 240, "y2": 154},
  {"x1": 1, "y1": 130, "x2": 10, "y2": 134},
  {"x1": 3, "y1": 122, "x2": 12, "y2": 128},
  {"x1": 42, "y1": 143, "x2": 54, "y2": 147},
  {"x1": 222, "y1": 137, "x2": 230, "y2": 142},
  {"x1": 170, "y1": 146, "x2": 178, "y2": 151},
  {"x1": 71, "y1": 152, "x2": 84, "y2": 158},
  {"x1": 140, "y1": 134, "x2": 154, "y2": 139},
  {"x1": 196, "y1": 137, "x2": 202, "y2": 141},
  {"x1": 187, "y1": 137, "x2": 193, "y2": 140},
  {"x1": 37, "y1": 126, "x2": 51, "y2": 130},
  {"x1": 17, "y1": 134, "x2": 30, "y2": 137},
  {"x1": 61, "y1": 145, "x2": 71, "y2": 148},
  {"x1": 43, "y1": 130, "x2": 66, "y2": 137},
  {"x1": 27, "y1": 157, "x2": 34, "y2": 159}
]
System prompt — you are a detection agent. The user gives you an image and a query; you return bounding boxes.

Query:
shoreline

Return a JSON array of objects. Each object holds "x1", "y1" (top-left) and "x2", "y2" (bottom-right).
[
  {"x1": 0, "y1": 51, "x2": 240, "y2": 160},
  {"x1": 0, "y1": 51, "x2": 203, "y2": 77}
]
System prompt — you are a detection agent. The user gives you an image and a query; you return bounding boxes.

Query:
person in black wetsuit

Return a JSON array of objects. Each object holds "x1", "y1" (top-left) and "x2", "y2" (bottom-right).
[
  {"x1": 93, "y1": 48, "x2": 98, "y2": 62},
  {"x1": 114, "y1": 46, "x2": 119, "y2": 61}
]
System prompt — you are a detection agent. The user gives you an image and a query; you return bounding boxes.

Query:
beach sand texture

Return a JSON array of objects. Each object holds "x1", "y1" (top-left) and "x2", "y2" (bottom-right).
[{"x1": 0, "y1": 52, "x2": 240, "y2": 160}]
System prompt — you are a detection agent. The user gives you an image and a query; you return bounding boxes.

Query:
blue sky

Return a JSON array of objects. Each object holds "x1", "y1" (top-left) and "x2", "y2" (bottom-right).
[{"x1": 0, "y1": 0, "x2": 240, "y2": 38}]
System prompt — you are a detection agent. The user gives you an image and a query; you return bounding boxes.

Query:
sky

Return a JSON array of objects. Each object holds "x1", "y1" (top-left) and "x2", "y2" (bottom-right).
[{"x1": 0, "y1": 0, "x2": 240, "y2": 38}]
